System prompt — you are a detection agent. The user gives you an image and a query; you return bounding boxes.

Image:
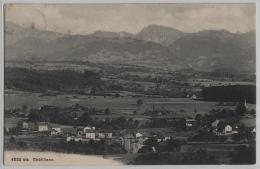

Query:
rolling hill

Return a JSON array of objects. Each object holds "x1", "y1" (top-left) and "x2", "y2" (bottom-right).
[{"x1": 168, "y1": 30, "x2": 256, "y2": 72}]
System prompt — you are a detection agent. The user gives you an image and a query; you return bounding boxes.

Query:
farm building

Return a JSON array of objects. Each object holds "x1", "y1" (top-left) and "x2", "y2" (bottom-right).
[
  {"x1": 51, "y1": 128, "x2": 61, "y2": 136},
  {"x1": 18, "y1": 121, "x2": 37, "y2": 130},
  {"x1": 85, "y1": 131, "x2": 96, "y2": 140},
  {"x1": 83, "y1": 126, "x2": 96, "y2": 133},
  {"x1": 37, "y1": 122, "x2": 49, "y2": 132},
  {"x1": 97, "y1": 131, "x2": 113, "y2": 139},
  {"x1": 223, "y1": 125, "x2": 232, "y2": 135}
]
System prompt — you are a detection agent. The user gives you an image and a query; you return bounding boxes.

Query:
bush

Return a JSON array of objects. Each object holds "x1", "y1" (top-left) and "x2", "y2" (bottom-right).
[{"x1": 137, "y1": 99, "x2": 143, "y2": 105}]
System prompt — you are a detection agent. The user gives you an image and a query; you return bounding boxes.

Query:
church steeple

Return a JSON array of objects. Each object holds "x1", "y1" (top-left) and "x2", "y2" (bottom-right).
[{"x1": 244, "y1": 97, "x2": 248, "y2": 109}]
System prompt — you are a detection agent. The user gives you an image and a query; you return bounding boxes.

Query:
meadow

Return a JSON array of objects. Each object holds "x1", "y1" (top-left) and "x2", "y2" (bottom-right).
[{"x1": 5, "y1": 90, "x2": 255, "y2": 118}]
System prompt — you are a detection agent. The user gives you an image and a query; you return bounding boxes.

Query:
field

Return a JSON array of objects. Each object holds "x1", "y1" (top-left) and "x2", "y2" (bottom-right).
[{"x1": 5, "y1": 90, "x2": 255, "y2": 118}]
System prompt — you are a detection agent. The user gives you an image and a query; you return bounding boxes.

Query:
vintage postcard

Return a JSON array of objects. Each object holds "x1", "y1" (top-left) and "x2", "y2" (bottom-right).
[{"x1": 2, "y1": 2, "x2": 257, "y2": 166}]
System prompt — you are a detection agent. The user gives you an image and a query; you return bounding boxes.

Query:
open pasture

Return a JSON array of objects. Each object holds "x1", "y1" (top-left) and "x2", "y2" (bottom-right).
[{"x1": 5, "y1": 91, "x2": 255, "y2": 119}]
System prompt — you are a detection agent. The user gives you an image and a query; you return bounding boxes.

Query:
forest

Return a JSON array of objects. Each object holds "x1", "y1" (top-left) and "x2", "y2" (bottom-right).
[{"x1": 201, "y1": 85, "x2": 256, "y2": 104}]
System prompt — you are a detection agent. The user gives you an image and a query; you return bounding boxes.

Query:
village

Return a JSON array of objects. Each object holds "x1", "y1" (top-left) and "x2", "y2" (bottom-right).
[{"x1": 4, "y1": 96, "x2": 256, "y2": 163}]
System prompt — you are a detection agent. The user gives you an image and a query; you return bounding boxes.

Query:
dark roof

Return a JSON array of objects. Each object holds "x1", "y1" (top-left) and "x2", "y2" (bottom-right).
[
  {"x1": 37, "y1": 122, "x2": 49, "y2": 125},
  {"x1": 186, "y1": 119, "x2": 197, "y2": 122},
  {"x1": 61, "y1": 127, "x2": 77, "y2": 134}
]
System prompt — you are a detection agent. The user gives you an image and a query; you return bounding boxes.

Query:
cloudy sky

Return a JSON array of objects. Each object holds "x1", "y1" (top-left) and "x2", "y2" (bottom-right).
[{"x1": 5, "y1": 3, "x2": 255, "y2": 34}]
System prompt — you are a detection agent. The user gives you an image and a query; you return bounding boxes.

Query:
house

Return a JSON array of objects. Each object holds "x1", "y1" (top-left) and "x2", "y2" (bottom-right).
[
  {"x1": 20, "y1": 121, "x2": 29, "y2": 129},
  {"x1": 214, "y1": 123, "x2": 238, "y2": 136},
  {"x1": 186, "y1": 119, "x2": 197, "y2": 128},
  {"x1": 83, "y1": 126, "x2": 96, "y2": 139},
  {"x1": 85, "y1": 131, "x2": 96, "y2": 140},
  {"x1": 122, "y1": 133, "x2": 136, "y2": 154},
  {"x1": 37, "y1": 122, "x2": 49, "y2": 132},
  {"x1": 135, "y1": 132, "x2": 143, "y2": 138},
  {"x1": 97, "y1": 132, "x2": 113, "y2": 139},
  {"x1": 157, "y1": 138, "x2": 163, "y2": 142},
  {"x1": 121, "y1": 132, "x2": 146, "y2": 154},
  {"x1": 223, "y1": 125, "x2": 232, "y2": 135},
  {"x1": 66, "y1": 136, "x2": 88, "y2": 142},
  {"x1": 53, "y1": 127, "x2": 61, "y2": 132},
  {"x1": 232, "y1": 124, "x2": 240, "y2": 134},
  {"x1": 51, "y1": 128, "x2": 61, "y2": 135},
  {"x1": 49, "y1": 123, "x2": 60, "y2": 135},
  {"x1": 190, "y1": 94, "x2": 197, "y2": 100},
  {"x1": 18, "y1": 121, "x2": 37, "y2": 130},
  {"x1": 66, "y1": 136, "x2": 74, "y2": 142},
  {"x1": 50, "y1": 127, "x2": 62, "y2": 135},
  {"x1": 163, "y1": 136, "x2": 171, "y2": 141},
  {"x1": 211, "y1": 119, "x2": 220, "y2": 129},
  {"x1": 77, "y1": 130, "x2": 84, "y2": 136},
  {"x1": 83, "y1": 126, "x2": 95, "y2": 133}
]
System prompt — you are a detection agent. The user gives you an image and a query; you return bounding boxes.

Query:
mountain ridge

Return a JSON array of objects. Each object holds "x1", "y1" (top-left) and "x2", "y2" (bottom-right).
[{"x1": 5, "y1": 22, "x2": 256, "y2": 72}]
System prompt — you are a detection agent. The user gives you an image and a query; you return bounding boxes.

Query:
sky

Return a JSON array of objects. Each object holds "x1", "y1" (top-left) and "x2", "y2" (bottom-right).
[{"x1": 4, "y1": 3, "x2": 256, "y2": 35}]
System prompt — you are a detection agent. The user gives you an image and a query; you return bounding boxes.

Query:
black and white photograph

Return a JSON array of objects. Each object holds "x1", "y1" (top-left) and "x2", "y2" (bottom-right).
[{"x1": 2, "y1": 2, "x2": 257, "y2": 165}]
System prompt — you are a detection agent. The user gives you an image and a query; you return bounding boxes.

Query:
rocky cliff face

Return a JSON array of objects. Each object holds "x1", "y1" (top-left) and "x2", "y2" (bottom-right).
[{"x1": 137, "y1": 24, "x2": 184, "y2": 46}]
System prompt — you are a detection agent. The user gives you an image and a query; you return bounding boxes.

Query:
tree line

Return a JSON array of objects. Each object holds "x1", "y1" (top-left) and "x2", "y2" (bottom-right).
[{"x1": 201, "y1": 85, "x2": 256, "y2": 104}]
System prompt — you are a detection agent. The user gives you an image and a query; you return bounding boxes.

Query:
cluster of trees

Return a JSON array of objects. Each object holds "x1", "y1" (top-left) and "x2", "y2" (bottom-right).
[
  {"x1": 162, "y1": 139, "x2": 185, "y2": 152},
  {"x1": 142, "y1": 88, "x2": 190, "y2": 98},
  {"x1": 131, "y1": 153, "x2": 182, "y2": 165},
  {"x1": 5, "y1": 136, "x2": 28, "y2": 150},
  {"x1": 5, "y1": 68, "x2": 103, "y2": 92},
  {"x1": 6, "y1": 137, "x2": 126, "y2": 155},
  {"x1": 141, "y1": 118, "x2": 186, "y2": 130},
  {"x1": 139, "y1": 137, "x2": 185, "y2": 153},
  {"x1": 181, "y1": 148, "x2": 217, "y2": 164},
  {"x1": 143, "y1": 110, "x2": 171, "y2": 116},
  {"x1": 187, "y1": 129, "x2": 227, "y2": 142},
  {"x1": 28, "y1": 107, "x2": 75, "y2": 125},
  {"x1": 202, "y1": 85, "x2": 256, "y2": 104},
  {"x1": 27, "y1": 105, "x2": 140, "y2": 130},
  {"x1": 190, "y1": 110, "x2": 255, "y2": 143},
  {"x1": 229, "y1": 142, "x2": 256, "y2": 164},
  {"x1": 55, "y1": 140, "x2": 126, "y2": 155},
  {"x1": 131, "y1": 149, "x2": 217, "y2": 165},
  {"x1": 106, "y1": 75, "x2": 191, "y2": 98},
  {"x1": 77, "y1": 115, "x2": 140, "y2": 130},
  {"x1": 208, "y1": 103, "x2": 248, "y2": 118},
  {"x1": 195, "y1": 103, "x2": 253, "y2": 129}
]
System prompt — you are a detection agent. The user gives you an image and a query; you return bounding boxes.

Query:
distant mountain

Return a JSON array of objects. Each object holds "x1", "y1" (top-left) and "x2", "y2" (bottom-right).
[
  {"x1": 137, "y1": 24, "x2": 184, "y2": 46},
  {"x1": 91, "y1": 30, "x2": 136, "y2": 39},
  {"x1": 90, "y1": 25, "x2": 184, "y2": 46},
  {"x1": 5, "y1": 22, "x2": 175, "y2": 67},
  {"x1": 37, "y1": 35, "x2": 174, "y2": 67},
  {"x1": 168, "y1": 30, "x2": 256, "y2": 72},
  {"x1": 5, "y1": 22, "x2": 64, "y2": 61},
  {"x1": 5, "y1": 22, "x2": 255, "y2": 72},
  {"x1": 5, "y1": 22, "x2": 63, "y2": 45}
]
